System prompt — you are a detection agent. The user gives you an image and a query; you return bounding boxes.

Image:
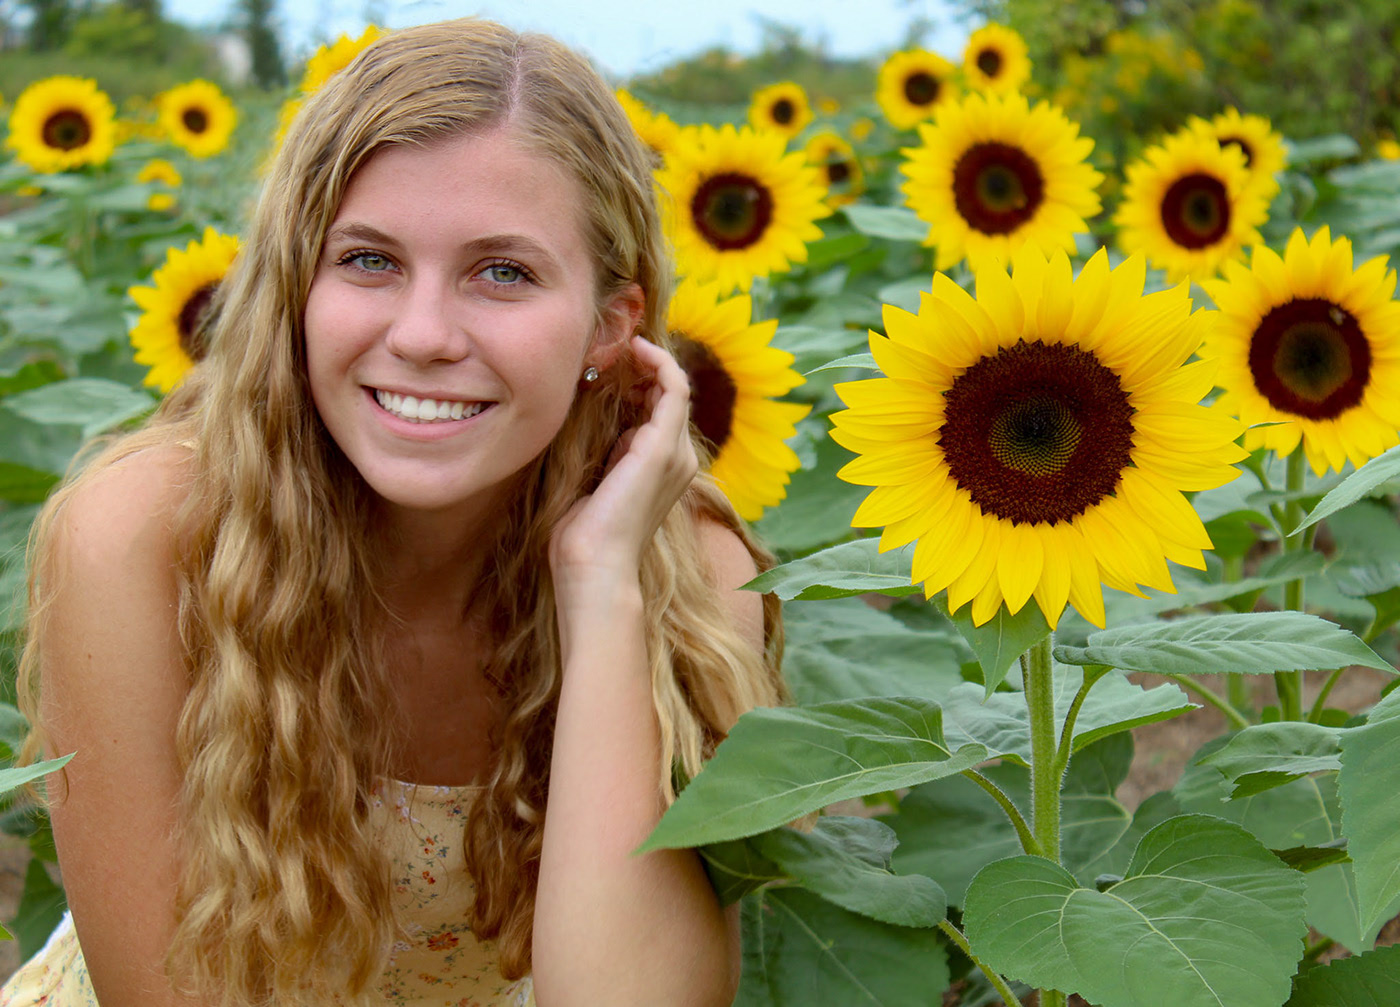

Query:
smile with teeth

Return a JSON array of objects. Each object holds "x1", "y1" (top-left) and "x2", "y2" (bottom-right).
[{"x1": 373, "y1": 389, "x2": 489, "y2": 423}]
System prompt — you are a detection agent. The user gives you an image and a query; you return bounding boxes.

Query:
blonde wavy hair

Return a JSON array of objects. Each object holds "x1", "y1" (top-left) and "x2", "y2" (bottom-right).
[{"x1": 18, "y1": 18, "x2": 786, "y2": 1006}]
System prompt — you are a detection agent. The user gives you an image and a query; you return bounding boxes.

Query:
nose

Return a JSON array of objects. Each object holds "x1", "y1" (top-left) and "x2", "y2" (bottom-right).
[{"x1": 383, "y1": 275, "x2": 471, "y2": 365}]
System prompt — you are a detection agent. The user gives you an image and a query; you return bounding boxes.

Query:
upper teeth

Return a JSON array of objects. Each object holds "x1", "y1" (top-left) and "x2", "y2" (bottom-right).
[{"x1": 374, "y1": 390, "x2": 486, "y2": 423}]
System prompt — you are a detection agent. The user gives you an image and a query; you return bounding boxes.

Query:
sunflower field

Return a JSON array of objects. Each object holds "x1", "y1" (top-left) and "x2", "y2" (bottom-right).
[{"x1": 4, "y1": 11, "x2": 1400, "y2": 1007}]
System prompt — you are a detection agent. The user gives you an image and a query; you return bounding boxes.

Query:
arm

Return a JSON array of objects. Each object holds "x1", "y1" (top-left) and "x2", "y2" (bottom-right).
[
  {"x1": 533, "y1": 338, "x2": 761, "y2": 1006},
  {"x1": 38, "y1": 448, "x2": 199, "y2": 1007}
]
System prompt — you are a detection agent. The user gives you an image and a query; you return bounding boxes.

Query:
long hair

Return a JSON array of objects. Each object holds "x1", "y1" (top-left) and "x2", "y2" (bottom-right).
[{"x1": 17, "y1": 18, "x2": 785, "y2": 1006}]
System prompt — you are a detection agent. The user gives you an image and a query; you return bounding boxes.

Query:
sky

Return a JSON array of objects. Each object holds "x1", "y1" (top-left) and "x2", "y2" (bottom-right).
[{"x1": 166, "y1": 0, "x2": 971, "y2": 80}]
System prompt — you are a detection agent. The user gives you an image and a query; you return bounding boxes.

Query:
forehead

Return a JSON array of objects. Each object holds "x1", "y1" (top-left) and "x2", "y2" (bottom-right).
[{"x1": 329, "y1": 130, "x2": 593, "y2": 267}]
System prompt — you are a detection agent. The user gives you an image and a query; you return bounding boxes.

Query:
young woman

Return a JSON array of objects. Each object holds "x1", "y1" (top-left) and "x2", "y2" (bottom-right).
[{"x1": 2, "y1": 19, "x2": 785, "y2": 1007}]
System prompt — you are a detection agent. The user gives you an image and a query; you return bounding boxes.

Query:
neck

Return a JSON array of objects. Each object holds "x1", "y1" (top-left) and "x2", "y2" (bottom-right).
[{"x1": 371, "y1": 498, "x2": 507, "y2": 624}]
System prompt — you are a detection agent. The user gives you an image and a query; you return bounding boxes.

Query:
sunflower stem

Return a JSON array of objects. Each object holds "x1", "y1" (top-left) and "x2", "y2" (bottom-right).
[
  {"x1": 1023, "y1": 637, "x2": 1061, "y2": 863},
  {"x1": 937, "y1": 920, "x2": 1024, "y2": 1007},
  {"x1": 1277, "y1": 450, "x2": 1307, "y2": 720},
  {"x1": 1307, "y1": 668, "x2": 1346, "y2": 723},
  {"x1": 1165, "y1": 673, "x2": 1251, "y2": 731},
  {"x1": 962, "y1": 769, "x2": 1040, "y2": 856},
  {"x1": 1050, "y1": 671, "x2": 1100, "y2": 784}
]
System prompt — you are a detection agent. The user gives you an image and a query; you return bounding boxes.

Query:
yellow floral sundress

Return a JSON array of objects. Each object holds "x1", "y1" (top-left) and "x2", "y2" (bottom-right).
[{"x1": 0, "y1": 781, "x2": 535, "y2": 1006}]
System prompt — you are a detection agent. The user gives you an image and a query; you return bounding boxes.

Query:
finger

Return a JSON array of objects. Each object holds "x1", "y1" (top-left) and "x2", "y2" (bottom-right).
[{"x1": 631, "y1": 337, "x2": 690, "y2": 435}]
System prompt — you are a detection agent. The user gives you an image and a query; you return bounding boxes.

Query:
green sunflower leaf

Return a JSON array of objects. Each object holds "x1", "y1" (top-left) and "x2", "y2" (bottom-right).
[
  {"x1": 1288, "y1": 134, "x2": 1362, "y2": 165},
  {"x1": 1287, "y1": 944, "x2": 1400, "y2": 1006},
  {"x1": 1055, "y1": 611, "x2": 1395, "y2": 676},
  {"x1": 750, "y1": 817, "x2": 946, "y2": 928},
  {"x1": 963, "y1": 815, "x2": 1309, "y2": 1007},
  {"x1": 0, "y1": 753, "x2": 71, "y2": 799},
  {"x1": 639, "y1": 697, "x2": 987, "y2": 851},
  {"x1": 735, "y1": 888, "x2": 950, "y2": 1007},
  {"x1": 947, "y1": 599, "x2": 1051, "y2": 696},
  {"x1": 841, "y1": 204, "x2": 929, "y2": 242},
  {"x1": 1293, "y1": 443, "x2": 1400, "y2": 534},
  {"x1": 0, "y1": 378, "x2": 154, "y2": 440},
  {"x1": 804, "y1": 352, "x2": 877, "y2": 373},
  {"x1": 939, "y1": 667, "x2": 1194, "y2": 764},
  {"x1": 1198, "y1": 721, "x2": 1346, "y2": 797},
  {"x1": 1338, "y1": 687, "x2": 1400, "y2": 943},
  {"x1": 742, "y1": 538, "x2": 919, "y2": 601},
  {"x1": 13, "y1": 857, "x2": 66, "y2": 960}
]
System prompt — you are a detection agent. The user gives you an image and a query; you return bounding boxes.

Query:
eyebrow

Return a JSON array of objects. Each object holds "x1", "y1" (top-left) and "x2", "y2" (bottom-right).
[{"x1": 323, "y1": 222, "x2": 562, "y2": 269}]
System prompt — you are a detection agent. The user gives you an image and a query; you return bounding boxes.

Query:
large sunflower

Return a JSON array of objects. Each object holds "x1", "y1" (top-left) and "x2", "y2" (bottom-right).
[
  {"x1": 830, "y1": 245, "x2": 1244, "y2": 628},
  {"x1": 616, "y1": 89, "x2": 681, "y2": 166},
  {"x1": 962, "y1": 25, "x2": 1031, "y2": 95},
  {"x1": 1203, "y1": 226, "x2": 1400, "y2": 474},
  {"x1": 658, "y1": 123, "x2": 830, "y2": 294},
  {"x1": 300, "y1": 26, "x2": 385, "y2": 93},
  {"x1": 804, "y1": 131, "x2": 864, "y2": 207},
  {"x1": 5, "y1": 76, "x2": 117, "y2": 173},
  {"x1": 1188, "y1": 108, "x2": 1287, "y2": 202},
  {"x1": 668, "y1": 279, "x2": 811, "y2": 521},
  {"x1": 158, "y1": 80, "x2": 237, "y2": 159},
  {"x1": 748, "y1": 81, "x2": 813, "y2": 140},
  {"x1": 901, "y1": 91, "x2": 1103, "y2": 272},
  {"x1": 1115, "y1": 130, "x2": 1269, "y2": 284},
  {"x1": 128, "y1": 227, "x2": 240, "y2": 393},
  {"x1": 876, "y1": 49, "x2": 959, "y2": 131}
]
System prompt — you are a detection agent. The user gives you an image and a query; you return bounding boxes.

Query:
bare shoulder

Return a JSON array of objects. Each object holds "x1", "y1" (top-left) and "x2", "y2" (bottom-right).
[{"x1": 693, "y1": 516, "x2": 764, "y2": 654}]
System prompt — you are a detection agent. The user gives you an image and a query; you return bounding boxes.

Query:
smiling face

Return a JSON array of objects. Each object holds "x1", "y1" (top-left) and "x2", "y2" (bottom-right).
[{"x1": 304, "y1": 129, "x2": 637, "y2": 521}]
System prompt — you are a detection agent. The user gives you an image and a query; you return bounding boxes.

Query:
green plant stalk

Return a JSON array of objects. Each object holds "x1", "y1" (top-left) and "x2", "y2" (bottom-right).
[
  {"x1": 937, "y1": 920, "x2": 1024, "y2": 1007},
  {"x1": 1307, "y1": 667, "x2": 1345, "y2": 723},
  {"x1": 1165, "y1": 673, "x2": 1251, "y2": 731},
  {"x1": 1276, "y1": 449, "x2": 1307, "y2": 720},
  {"x1": 1023, "y1": 637, "x2": 1060, "y2": 863},
  {"x1": 1050, "y1": 672, "x2": 1096, "y2": 782},
  {"x1": 962, "y1": 769, "x2": 1040, "y2": 857},
  {"x1": 1023, "y1": 636, "x2": 1067, "y2": 1007}
]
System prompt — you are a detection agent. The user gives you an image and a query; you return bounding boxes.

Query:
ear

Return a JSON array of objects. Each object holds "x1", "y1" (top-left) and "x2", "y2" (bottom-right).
[{"x1": 588, "y1": 283, "x2": 645, "y2": 373}]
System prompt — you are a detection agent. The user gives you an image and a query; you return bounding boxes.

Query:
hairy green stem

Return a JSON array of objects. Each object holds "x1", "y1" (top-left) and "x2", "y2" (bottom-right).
[
  {"x1": 1307, "y1": 668, "x2": 1346, "y2": 723},
  {"x1": 1023, "y1": 637, "x2": 1060, "y2": 863},
  {"x1": 963, "y1": 769, "x2": 1040, "y2": 857},
  {"x1": 1166, "y1": 673, "x2": 1251, "y2": 731},
  {"x1": 1276, "y1": 450, "x2": 1307, "y2": 720},
  {"x1": 1221, "y1": 555, "x2": 1254, "y2": 717},
  {"x1": 1050, "y1": 673, "x2": 1097, "y2": 782},
  {"x1": 936, "y1": 920, "x2": 1024, "y2": 1007}
]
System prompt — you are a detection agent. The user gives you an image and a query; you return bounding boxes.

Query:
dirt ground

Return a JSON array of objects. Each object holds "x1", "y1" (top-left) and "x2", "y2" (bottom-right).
[{"x1": 0, "y1": 669, "x2": 1392, "y2": 990}]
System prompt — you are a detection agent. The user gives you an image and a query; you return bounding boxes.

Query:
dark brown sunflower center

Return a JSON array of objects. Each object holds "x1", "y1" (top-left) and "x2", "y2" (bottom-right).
[
  {"x1": 182, "y1": 107, "x2": 209, "y2": 134},
  {"x1": 42, "y1": 110, "x2": 91, "y2": 150},
  {"x1": 952, "y1": 142, "x2": 1045, "y2": 235},
  {"x1": 177, "y1": 284, "x2": 218, "y2": 360},
  {"x1": 672, "y1": 336, "x2": 736, "y2": 452},
  {"x1": 1160, "y1": 173, "x2": 1230, "y2": 249},
  {"x1": 977, "y1": 49, "x2": 1003, "y2": 77},
  {"x1": 904, "y1": 71, "x2": 940, "y2": 107},
  {"x1": 939, "y1": 340, "x2": 1135, "y2": 525},
  {"x1": 1220, "y1": 137, "x2": 1253, "y2": 167},
  {"x1": 690, "y1": 172, "x2": 774, "y2": 251},
  {"x1": 1248, "y1": 297, "x2": 1372, "y2": 419},
  {"x1": 826, "y1": 160, "x2": 852, "y2": 185},
  {"x1": 771, "y1": 98, "x2": 795, "y2": 126}
]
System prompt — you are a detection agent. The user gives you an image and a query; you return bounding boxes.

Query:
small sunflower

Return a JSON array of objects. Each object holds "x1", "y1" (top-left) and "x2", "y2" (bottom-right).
[
  {"x1": 748, "y1": 81, "x2": 813, "y2": 140},
  {"x1": 1203, "y1": 226, "x2": 1400, "y2": 475},
  {"x1": 157, "y1": 80, "x2": 237, "y2": 159},
  {"x1": 136, "y1": 158, "x2": 182, "y2": 212},
  {"x1": 830, "y1": 245, "x2": 1245, "y2": 628},
  {"x1": 658, "y1": 123, "x2": 830, "y2": 294},
  {"x1": 668, "y1": 279, "x2": 811, "y2": 521},
  {"x1": 5, "y1": 76, "x2": 117, "y2": 173},
  {"x1": 1378, "y1": 139, "x2": 1400, "y2": 161},
  {"x1": 876, "y1": 49, "x2": 958, "y2": 131},
  {"x1": 851, "y1": 117, "x2": 876, "y2": 143},
  {"x1": 1188, "y1": 108, "x2": 1287, "y2": 201},
  {"x1": 616, "y1": 89, "x2": 681, "y2": 165},
  {"x1": 901, "y1": 90, "x2": 1102, "y2": 272},
  {"x1": 1115, "y1": 130, "x2": 1270, "y2": 284},
  {"x1": 804, "y1": 132, "x2": 864, "y2": 207},
  {"x1": 128, "y1": 227, "x2": 240, "y2": 393},
  {"x1": 962, "y1": 25, "x2": 1031, "y2": 94},
  {"x1": 300, "y1": 26, "x2": 384, "y2": 93}
]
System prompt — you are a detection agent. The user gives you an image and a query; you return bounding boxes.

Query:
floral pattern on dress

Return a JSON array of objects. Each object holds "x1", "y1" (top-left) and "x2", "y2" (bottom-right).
[{"x1": 0, "y1": 781, "x2": 534, "y2": 1007}]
